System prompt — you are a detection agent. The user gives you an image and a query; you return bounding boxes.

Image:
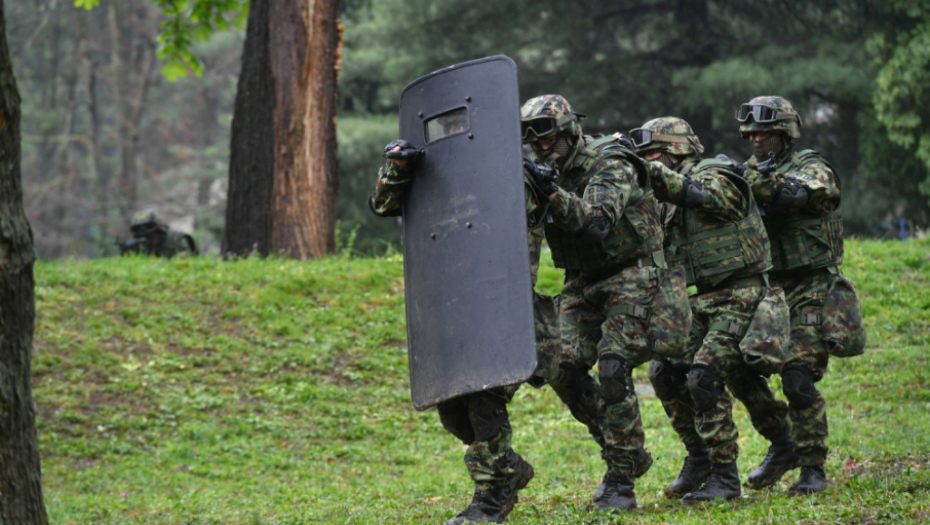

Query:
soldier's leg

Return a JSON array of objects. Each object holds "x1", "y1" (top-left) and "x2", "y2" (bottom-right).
[
  {"x1": 682, "y1": 290, "x2": 756, "y2": 502},
  {"x1": 549, "y1": 276, "x2": 605, "y2": 447},
  {"x1": 780, "y1": 274, "x2": 833, "y2": 495},
  {"x1": 649, "y1": 310, "x2": 712, "y2": 498},
  {"x1": 587, "y1": 266, "x2": 664, "y2": 511},
  {"x1": 446, "y1": 386, "x2": 534, "y2": 525},
  {"x1": 727, "y1": 365, "x2": 799, "y2": 489}
]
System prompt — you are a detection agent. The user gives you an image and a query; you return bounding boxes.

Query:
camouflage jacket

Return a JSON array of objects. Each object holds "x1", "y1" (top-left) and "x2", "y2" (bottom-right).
[
  {"x1": 743, "y1": 147, "x2": 843, "y2": 271},
  {"x1": 649, "y1": 158, "x2": 771, "y2": 288},
  {"x1": 544, "y1": 135, "x2": 665, "y2": 273}
]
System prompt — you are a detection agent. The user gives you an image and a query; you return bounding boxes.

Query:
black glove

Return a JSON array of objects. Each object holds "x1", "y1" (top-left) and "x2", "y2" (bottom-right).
[
  {"x1": 771, "y1": 178, "x2": 810, "y2": 211},
  {"x1": 614, "y1": 133, "x2": 636, "y2": 151},
  {"x1": 714, "y1": 154, "x2": 747, "y2": 177},
  {"x1": 383, "y1": 139, "x2": 423, "y2": 161},
  {"x1": 755, "y1": 152, "x2": 778, "y2": 175},
  {"x1": 524, "y1": 157, "x2": 560, "y2": 196},
  {"x1": 680, "y1": 178, "x2": 707, "y2": 208}
]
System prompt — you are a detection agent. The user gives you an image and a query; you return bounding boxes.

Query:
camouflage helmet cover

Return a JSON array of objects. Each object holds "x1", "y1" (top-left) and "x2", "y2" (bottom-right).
[
  {"x1": 632, "y1": 116, "x2": 705, "y2": 157},
  {"x1": 130, "y1": 209, "x2": 168, "y2": 235},
  {"x1": 520, "y1": 94, "x2": 584, "y2": 139},
  {"x1": 738, "y1": 95, "x2": 802, "y2": 139}
]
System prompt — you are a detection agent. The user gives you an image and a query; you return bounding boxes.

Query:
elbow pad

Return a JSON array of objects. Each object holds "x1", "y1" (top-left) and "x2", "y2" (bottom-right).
[{"x1": 680, "y1": 178, "x2": 707, "y2": 208}]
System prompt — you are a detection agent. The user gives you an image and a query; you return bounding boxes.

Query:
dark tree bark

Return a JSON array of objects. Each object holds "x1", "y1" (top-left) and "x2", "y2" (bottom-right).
[
  {"x1": 0, "y1": 1, "x2": 49, "y2": 523},
  {"x1": 223, "y1": 0, "x2": 342, "y2": 259}
]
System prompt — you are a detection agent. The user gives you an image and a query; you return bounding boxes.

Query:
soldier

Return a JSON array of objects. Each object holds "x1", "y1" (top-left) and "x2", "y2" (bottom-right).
[
  {"x1": 521, "y1": 96, "x2": 690, "y2": 511},
  {"x1": 721, "y1": 96, "x2": 866, "y2": 494},
  {"x1": 369, "y1": 132, "x2": 560, "y2": 524},
  {"x1": 630, "y1": 117, "x2": 788, "y2": 502},
  {"x1": 120, "y1": 210, "x2": 197, "y2": 257}
]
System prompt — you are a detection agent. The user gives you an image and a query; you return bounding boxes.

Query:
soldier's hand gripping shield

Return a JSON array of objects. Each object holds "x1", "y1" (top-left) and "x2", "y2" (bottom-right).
[{"x1": 398, "y1": 56, "x2": 537, "y2": 410}]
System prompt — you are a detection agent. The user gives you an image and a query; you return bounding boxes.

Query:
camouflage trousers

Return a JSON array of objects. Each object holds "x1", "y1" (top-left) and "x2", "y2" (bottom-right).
[
  {"x1": 655, "y1": 285, "x2": 770, "y2": 464},
  {"x1": 549, "y1": 264, "x2": 668, "y2": 479},
  {"x1": 731, "y1": 269, "x2": 839, "y2": 466},
  {"x1": 436, "y1": 384, "x2": 521, "y2": 490}
]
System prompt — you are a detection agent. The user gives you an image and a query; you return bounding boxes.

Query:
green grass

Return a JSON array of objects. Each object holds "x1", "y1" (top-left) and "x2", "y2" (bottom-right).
[{"x1": 32, "y1": 239, "x2": 930, "y2": 524}]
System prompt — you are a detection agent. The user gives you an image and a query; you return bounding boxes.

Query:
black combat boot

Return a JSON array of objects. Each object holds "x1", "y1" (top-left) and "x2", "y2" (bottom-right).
[
  {"x1": 590, "y1": 473, "x2": 637, "y2": 511},
  {"x1": 788, "y1": 465, "x2": 827, "y2": 495},
  {"x1": 664, "y1": 444, "x2": 712, "y2": 499},
  {"x1": 746, "y1": 437, "x2": 800, "y2": 489},
  {"x1": 682, "y1": 462, "x2": 741, "y2": 502},
  {"x1": 444, "y1": 454, "x2": 534, "y2": 525}
]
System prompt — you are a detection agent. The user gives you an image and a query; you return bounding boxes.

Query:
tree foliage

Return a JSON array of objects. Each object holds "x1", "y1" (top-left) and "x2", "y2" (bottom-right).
[
  {"x1": 74, "y1": 0, "x2": 248, "y2": 81},
  {"x1": 870, "y1": 0, "x2": 930, "y2": 203}
]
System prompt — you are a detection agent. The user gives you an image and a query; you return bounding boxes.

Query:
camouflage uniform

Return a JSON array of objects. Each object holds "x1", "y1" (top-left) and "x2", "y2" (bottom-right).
[
  {"x1": 121, "y1": 210, "x2": 197, "y2": 257},
  {"x1": 732, "y1": 96, "x2": 865, "y2": 494},
  {"x1": 521, "y1": 96, "x2": 690, "y2": 510},
  {"x1": 369, "y1": 156, "x2": 558, "y2": 492},
  {"x1": 633, "y1": 117, "x2": 787, "y2": 501}
]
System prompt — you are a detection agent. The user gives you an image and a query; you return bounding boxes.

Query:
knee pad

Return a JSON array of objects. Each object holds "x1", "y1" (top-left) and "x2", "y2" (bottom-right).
[
  {"x1": 598, "y1": 355, "x2": 631, "y2": 404},
  {"x1": 782, "y1": 366, "x2": 819, "y2": 410},
  {"x1": 468, "y1": 393, "x2": 508, "y2": 443},
  {"x1": 648, "y1": 358, "x2": 685, "y2": 401},
  {"x1": 687, "y1": 366, "x2": 724, "y2": 413}
]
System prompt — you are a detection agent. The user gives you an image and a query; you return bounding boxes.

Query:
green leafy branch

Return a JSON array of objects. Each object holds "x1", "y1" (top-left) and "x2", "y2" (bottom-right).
[{"x1": 73, "y1": 0, "x2": 249, "y2": 82}]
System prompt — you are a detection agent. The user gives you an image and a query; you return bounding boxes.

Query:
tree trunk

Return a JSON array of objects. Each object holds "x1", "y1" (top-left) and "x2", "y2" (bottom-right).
[
  {"x1": 223, "y1": 0, "x2": 342, "y2": 259},
  {"x1": 0, "y1": 1, "x2": 49, "y2": 523}
]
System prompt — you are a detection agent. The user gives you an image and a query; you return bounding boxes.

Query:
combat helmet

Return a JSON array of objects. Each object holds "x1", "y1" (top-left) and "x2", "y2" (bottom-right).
[
  {"x1": 130, "y1": 210, "x2": 168, "y2": 237},
  {"x1": 630, "y1": 117, "x2": 705, "y2": 157},
  {"x1": 737, "y1": 96, "x2": 802, "y2": 139},
  {"x1": 520, "y1": 95, "x2": 585, "y2": 143}
]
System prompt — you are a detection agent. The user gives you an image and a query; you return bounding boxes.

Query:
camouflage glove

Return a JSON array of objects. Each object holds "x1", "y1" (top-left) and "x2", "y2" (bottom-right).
[
  {"x1": 523, "y1": 157, "x2": 559, "y2": 196},
  {"x1": 770, "y1": 178, "x2": 810, "y2": 211},
  {"x1": 383, "y1": 140, "x2": 423, "y2": 161},
  {"x1": 714, "y1": 154, "x2": 747, "y2": 177},
  {"x1": 755, "y1": 152, "x2": 778, "y2": 175}
]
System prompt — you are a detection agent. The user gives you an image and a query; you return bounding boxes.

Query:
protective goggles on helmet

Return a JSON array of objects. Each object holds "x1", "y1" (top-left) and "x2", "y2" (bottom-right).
[
  {"x1": 735, "y1": 104, "x2": 795, "y2": 124},
  {"x1": 629, "y1": 129, "x2": 696, "y2": 149},
  {"x1": 520, "y1": 113, "x2": 584, "y2": 141}
]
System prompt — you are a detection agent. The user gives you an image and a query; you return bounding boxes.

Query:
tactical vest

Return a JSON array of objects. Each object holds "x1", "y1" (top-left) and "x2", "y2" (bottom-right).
[
  {"x1": 665, "y1": 159, "x2": 772, "y2": 288},
  {"x1": 544, "y1": 135, "x2": 665, "y2": 273},
  {"x1": 753, "y1": 149, "x2": 844, "y2": 271}
]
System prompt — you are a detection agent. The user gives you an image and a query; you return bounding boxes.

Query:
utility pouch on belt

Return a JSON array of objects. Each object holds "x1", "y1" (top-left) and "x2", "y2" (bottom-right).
[
  {"x1": 739, "y1": 286, "x2": 790, "y2": 375},
  {"x1": 528, "y1": 292, "x2": 562, "y2": 387},
  {"x1": 821, "y1": 275, "x2": 866, "y2": 357},
  {"x1": 648, "y1": 268, "x2": 691, "y2": 358}
]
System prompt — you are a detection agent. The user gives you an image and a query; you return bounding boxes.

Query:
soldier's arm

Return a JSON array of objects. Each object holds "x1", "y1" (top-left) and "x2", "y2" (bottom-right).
[
  {"x1": 524, "y1": 175, "x2": 544, "y2": 286},
  {"x1": 787, "y1": 159, "x2": 840, "y2": 214},
  {"x1": 546, "y1": 156, "x2": 632, "y2": 233},
  {"x1": 691, "y1": 168, "x2": 749, "y2": 221},
  {"x1": 369, "y1": 161, "x2": 411, "y2": 217}
]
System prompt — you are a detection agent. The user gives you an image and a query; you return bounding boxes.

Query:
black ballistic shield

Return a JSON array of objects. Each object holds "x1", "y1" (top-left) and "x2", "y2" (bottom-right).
[{"x1": 399, "y1": 56, "x2": 537, "y2": 410}]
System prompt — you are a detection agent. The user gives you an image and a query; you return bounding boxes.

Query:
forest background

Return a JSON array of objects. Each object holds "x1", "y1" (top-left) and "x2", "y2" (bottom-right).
[{"x1": 8, "y1": 0, "x2": 930, "y2": 258}]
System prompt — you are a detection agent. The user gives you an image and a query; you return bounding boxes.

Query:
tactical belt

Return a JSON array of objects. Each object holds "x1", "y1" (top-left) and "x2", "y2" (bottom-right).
[
  {"x1": 771, "y1": 265, "x2": 837, "y2": 281},
  {"x1": 696, "y1": 273, "x2": 766, "y2": 295},
  {"x1": 578, "y1": 250, "x2": 666, "y2": 282}
]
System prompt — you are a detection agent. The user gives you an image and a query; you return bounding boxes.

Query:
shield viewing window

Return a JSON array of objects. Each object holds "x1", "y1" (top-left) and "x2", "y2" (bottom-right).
[{"x1": 425, "y1": 107, "x2": 470, "y2": 143}]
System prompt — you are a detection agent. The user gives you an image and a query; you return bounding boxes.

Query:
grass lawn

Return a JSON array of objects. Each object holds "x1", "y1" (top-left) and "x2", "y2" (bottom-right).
[{"x1": 32, "y1": 238, "x2": 930, "y2": 524}]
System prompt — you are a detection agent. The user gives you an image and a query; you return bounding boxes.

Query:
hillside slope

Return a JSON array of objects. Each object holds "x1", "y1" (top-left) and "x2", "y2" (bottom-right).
[{"x1": 32, "y1": 239, "x2": 930, "y2": 524}]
